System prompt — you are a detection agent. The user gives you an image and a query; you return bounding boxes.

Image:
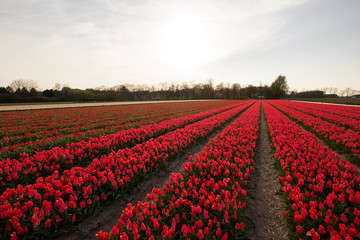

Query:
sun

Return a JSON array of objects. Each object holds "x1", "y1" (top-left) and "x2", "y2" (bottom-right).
[{"x1": 155, "y1": 14, "x2": 213, "y2": 70}]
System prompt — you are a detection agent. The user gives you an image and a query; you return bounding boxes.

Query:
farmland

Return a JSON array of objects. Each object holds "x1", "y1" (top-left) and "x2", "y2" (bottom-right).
[
  {"x1": 287, "y1": 98, "x2": 360, "y2": 106},
  {"x1": 1, "y1": 100, "x2": 360, "y2": 240}
]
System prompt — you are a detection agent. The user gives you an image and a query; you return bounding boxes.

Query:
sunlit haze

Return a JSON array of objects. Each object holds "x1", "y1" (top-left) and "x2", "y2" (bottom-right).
[{"x1": 0, "y1": 0, "x2": 359, "y2": 91}]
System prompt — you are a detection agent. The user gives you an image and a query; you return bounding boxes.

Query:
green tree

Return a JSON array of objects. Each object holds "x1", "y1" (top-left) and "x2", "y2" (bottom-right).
[{"x1": 270, "y1": 75, "x2": 289, "y2": 99}]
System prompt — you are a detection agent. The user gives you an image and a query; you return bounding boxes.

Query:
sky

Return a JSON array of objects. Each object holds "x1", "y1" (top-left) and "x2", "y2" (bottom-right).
[{"x1": 1, "y1": 0, "x2": 359, "y2": 91}]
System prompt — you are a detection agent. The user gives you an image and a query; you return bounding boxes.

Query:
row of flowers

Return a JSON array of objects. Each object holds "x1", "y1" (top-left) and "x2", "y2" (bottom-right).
[
  {"x1": 0, "y1": 101, "x2": 221, "y2": 138},
  {"x1": 0, "y1": 110, "x2": 183, "y2": 160},
  {"x1": 263, "y1": 101, "x2": 360, "y2": 239},
  {"x1": 0, "y1": 102, "x2": 248, "y2": 193},
  {"x1": 268, "y1": 100, "x2": 360, "y2": 161},
  {"x1": 0, "y1": 101, "x2": 255, "y2": 240},
  {"x1": 291, "y1": 101, "x2": 360, "y2": 120},
  {"x1": 1, "y1": 101, "x2": 239, "y2": 142},
  {"x1": 97, "y1": 100, "x2": 260, "y2": 240},
  {"x1": 1, "y1": 109, "x2": 168, "y2": 147},
  {"x1": 0, "y1": 103, "x2": 161, "y2": 140},
  {"x1": 1, "y1": 101, "x2": 240, "y2": 159},
  {"x1": 274, "y1": 100, "x2": 360, "y2": 132}
]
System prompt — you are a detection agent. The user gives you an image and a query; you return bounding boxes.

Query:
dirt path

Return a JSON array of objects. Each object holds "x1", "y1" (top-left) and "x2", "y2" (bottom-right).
[
  {"x1": 246, "y1": 103, "x2": 288, "y2": 240},
  {"x1": 57, "y1": 108, "x2": 246, "y2": 240}
]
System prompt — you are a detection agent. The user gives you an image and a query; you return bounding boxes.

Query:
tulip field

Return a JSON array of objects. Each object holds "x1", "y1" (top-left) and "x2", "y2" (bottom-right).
[
  {"x1": 264, "y1": 101, "x2": 360, "y2": 239},
  {"x1": 1, "y1": 99, "x2": 360, "y2": 240}
]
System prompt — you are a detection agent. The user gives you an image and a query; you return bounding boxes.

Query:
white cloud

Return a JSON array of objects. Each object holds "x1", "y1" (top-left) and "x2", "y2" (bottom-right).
[{"x1": 0, "y1": 0, "x2": 309, "y2": 88}]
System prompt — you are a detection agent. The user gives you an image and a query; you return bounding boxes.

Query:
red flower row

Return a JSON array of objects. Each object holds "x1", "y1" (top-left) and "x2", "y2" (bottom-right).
[
  {"x1": 0, "y1": 101, "x2": 255, "y2": 240},
  {"x1": 268, "y1": 100, "x2": 360, "y2": 160},
  {"x1": 97, "y1": 101, "x2": 260, "y2": 240},
  {"x1": 1, "y1": 101, "x2": 230, "y2": 139},
  {"x1": 263, "y1": 101, "x2": 360, "y2": 239},
  {"x1": 0, "y1": 102, "x2": 246, "y2": 192},
  {"x1": 274, "y1": 100, "x2": 360, "y2": 132},
  {"x1": 1, "y1": 101, "x2": 239, "y2": 160},
  {"x1": 287, "y1": 101, "x2": 360, "y2": 120},
  {"x1": 1, "y1": 103, "x2": 164, "y2": 143},
  {"x1": 0, "y1": 110, "x2": 166, "y2": 157}
]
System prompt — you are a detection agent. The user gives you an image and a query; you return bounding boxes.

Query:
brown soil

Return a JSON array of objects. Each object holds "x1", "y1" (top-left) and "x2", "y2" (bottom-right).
[
  {"x1": 246, "y1": 103, "x2": 289, "y2": 240},
  {"x1": 57, "y1": 109, "x2": 244, "y2": 240}
]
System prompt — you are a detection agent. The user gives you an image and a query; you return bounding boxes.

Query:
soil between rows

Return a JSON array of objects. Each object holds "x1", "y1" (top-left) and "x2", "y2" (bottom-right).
[
  {"x1": 246, "y1": 103, "x2": 288, "y2": 240},
  {"x1": 57, "y1": 106, "x2": 250, "y2": 240}
]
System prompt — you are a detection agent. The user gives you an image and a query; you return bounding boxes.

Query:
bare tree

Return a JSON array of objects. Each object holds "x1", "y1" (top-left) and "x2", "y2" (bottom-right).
[
  {"x1": 350, "y1": 89, "x2": 356, "y2": 97},
  {"x1": 339, "y1": 90, "x2": 345, "y2": 97},
  {"x1": 95, "y1": 85, "x2": 108, "y2": 91},
  {"x1": 168, "y1": 83, "x2": 177, "y2": 92},
  {"x1": 9, "y1": 79, "x2": 39, "y2": 91},
  {"x1": 159, "y1": 82, "x2": 168, "y2": 91},
  {"x1": 231, "y1": 83, "x2": 241, "y2": 99},
  {"x1": 188, "y1": 80, "x2": 196, "y2": 89},
  {"x1": 215, "y1": 83, "x2": 225, "y2": 92},
  {"x1": 344, "y1": 88, "x2": 353, "y2": 97},
  {"x1": 207, "y1": 79, "x2": 214, "y2": 88},
  {"x1": 53, "y1": 83, "x2": 62, "y2": 91},
  {"x1": 225, "y1": 82, "x2": 231, "y2": 89},
  {"x1": 29, "y1": 80, "x2": 39, "y2": 90},
  {"x1": 123, "y1": 84, "x2": 135, "y2": 92},
  {"x1": 137, "y1": 84, "x2": 150, "y2": 91},
  {"x1": 9, "y1": 79, "x2": 26, "y2": 91},
  {"x1": 181, "y1": 82, "x2": 189, "y2": 90}
]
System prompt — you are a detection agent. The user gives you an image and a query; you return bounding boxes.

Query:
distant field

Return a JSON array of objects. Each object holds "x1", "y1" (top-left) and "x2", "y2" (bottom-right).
[
  {"x1": 0, "y1": 100, "x2": 212, "y2": 111},
  {"x1": 0, "y1": 101, "x2": 72, "y2": 106},
  {"x1": 286, "y1": 97, "x2": 360, "y2": 105}
]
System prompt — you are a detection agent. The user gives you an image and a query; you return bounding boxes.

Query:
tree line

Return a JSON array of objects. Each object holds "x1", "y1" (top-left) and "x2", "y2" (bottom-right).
[
  {"x1": 288, "y1": 88, "x2": 360, "y2": 98},
  {"x1": 0, "y1": 75, "x2": 290, "y2": 103}
]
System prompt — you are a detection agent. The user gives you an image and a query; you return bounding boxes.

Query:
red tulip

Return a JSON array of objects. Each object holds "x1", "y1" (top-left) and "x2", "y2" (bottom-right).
[
  {"x1": 235, "y1": 222, "x2": 244, "y2": 230},
  {"x1": 198, "y1": 229, "x2": 204, "y2": 240},
  {"x1": 296, "y1": 225, "x2": 303, "y2": 234},
  {"x1": 216, "y1": 228, "x2": 221, "y2": 237},
  {"x1": 318, "y1": 225, "x2": 326, "y2": 235}
]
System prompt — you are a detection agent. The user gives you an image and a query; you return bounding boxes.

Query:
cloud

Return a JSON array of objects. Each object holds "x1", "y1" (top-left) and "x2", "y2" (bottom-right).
[
  {"x1": 98, "y1": 0, "x2": 310, "y2": 70},
  {"x1": 0, "y1": 0, "x2": 309, "y2": 88}
]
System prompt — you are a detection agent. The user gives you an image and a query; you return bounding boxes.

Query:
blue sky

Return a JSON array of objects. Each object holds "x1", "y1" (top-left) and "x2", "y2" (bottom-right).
[{"x1": 1, "y1": 0, "x2": 359, "y2": 92}]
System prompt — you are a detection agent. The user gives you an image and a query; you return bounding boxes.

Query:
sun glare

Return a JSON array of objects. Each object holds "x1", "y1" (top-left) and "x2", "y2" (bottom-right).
[{"x1": 155, "y1": 15, "x2": 213, "y2": 70}]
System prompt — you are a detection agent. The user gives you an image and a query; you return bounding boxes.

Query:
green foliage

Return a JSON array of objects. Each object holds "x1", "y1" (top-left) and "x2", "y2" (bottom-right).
[
  {"x1": 270, "y1": 75, "x2": 289, "y2": 99},
  {"x1": 1, "y1": 76, "x2": 292, "y2": 102}
]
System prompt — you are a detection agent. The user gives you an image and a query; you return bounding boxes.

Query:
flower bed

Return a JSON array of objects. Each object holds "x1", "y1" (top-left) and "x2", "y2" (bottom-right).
[
  {"x1": 290, "y1": 100, "x2": 360, "y2": 118},
  {"x1": 97, "y1": 101, "x2": 260, "y2": 240},
  {"x1": 1, "y1": 101, "x2": 241, "y2": 160},
  {"x1": 274, "y1": 100, "x2": 360, "y2": 132},
  {"x1": 263, "y1": 101, "x2": 360, "y2": 239},
  {"x1": 0, "y1": 101, "x2": 255, "y2": 240},
  {"x1": 268, "y1": 100, "x2": 360, "y2": 161},
  {"x1": 0, "y1": 102, "x2": 247, "y2": 192}
]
